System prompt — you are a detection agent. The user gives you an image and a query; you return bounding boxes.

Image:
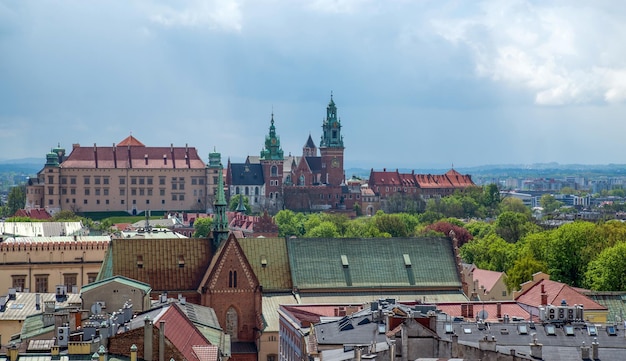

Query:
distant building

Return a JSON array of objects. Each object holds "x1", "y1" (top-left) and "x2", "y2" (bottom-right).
[{"x1": 26, "y1": 136, "x2": 223, "y2": 216}]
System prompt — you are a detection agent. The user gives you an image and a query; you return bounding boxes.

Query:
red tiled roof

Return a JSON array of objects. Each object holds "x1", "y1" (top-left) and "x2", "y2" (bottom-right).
[
  {"x1": 156, "y1": 304, "x2": 211, "y2": 361},
  {"x1": 14, "y1": 209, "x2": 51, "y2": 220},
  {"x1": 61, "y1": 141, "x2": 205, "y2": 169},
  {"x1": 368, "y1": 169, "x2": 475, "y2": 189},
  {"x1": 472, "y1": 268, "x2": 505, "y2": 293},
  {"x1": 515, "y1": 279, "x2": 607, "y2": 311},
  {"x1": 117, "y1": 135, "x2": 145, "y2": 147},
  {"x1": 437, "y1": 302, "x2": 530, "y2": 323},
  {"x1": 193, "y1": 345, "x2": 219, "y2": 361}
]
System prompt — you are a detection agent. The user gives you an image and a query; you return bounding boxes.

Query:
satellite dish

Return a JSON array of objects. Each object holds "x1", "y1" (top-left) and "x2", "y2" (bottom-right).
[
  {"x1": 477, "y1": 310, "x2": 489, "y2": 321},
  {"x1": 91, "y1": 302, "x2": 102, "y2": 315}
]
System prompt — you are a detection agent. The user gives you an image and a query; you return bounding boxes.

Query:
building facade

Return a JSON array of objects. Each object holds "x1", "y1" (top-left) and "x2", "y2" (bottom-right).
[{"x1": 26, "y1": 136, "x2": 223, "y2": 216}]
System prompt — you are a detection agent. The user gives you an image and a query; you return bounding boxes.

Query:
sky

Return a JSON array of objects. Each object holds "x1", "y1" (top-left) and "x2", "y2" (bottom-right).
[{"x1": 1, "y1": 0, "x2": 626, "y2": 169}]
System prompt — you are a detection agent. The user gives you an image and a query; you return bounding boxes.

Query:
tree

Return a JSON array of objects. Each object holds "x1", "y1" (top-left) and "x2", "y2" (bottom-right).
[
  {"x1": 423, "y1": 221, "x2": 473, "y2": 245},
  {"x1": 304, "y1": 221, "x2": 339, "y2": 238},
  {"x1": 546, "y1": 221, "x2": 601, "y2": 287},
  {"x1": 540, "y1": 194, "x2": 563, "y2": 214},
  {"x1": 381, "y1": 192, "x2": 425, "y2": 214},
  {"x1": 373, "y1": 212, "x2": 409, "y2": 237},
  {"x1": 228, "y1": 194, "x2": 251, "y2": 214},
  {"x1": 460, "y1": 234, "x2": 515, "y2": 272},
  {"x1": 495, "y1": 211, "x2": 534, "y2": 243},
  {"x1": 52, "y1": 210, "x2": 81, "y2": 221},
  {"x1": 274, "y1": 209, "x2": 305, "y2": 237},
  {"x1": 7, "y1": 184, "x2": 26, "y2": 216},
  {"x1": 343, "y1": 218, "x2": 386, "y2": 238},
  {"x1": 585, "y1": 241, "x2": 626, "y2": 291},
  {"x1": 498, "y1": 197, "x2": 531, "y2": 216},
  {"x1": 505, "y1": 255, "x2": 548, "y2": 292},
  {"x1": 193, "y1": 217, "x2": 214, "y2": 238}
]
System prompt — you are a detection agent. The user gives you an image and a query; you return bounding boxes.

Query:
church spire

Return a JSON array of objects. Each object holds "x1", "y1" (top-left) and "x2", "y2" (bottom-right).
[
  {"x1": 320, "y1": 92, "x2": 343, "y2": 148},
  {"x1": 260, "y1": 112, "x2": 284, "y2": 160},
  {"x1": 212, "y1": 162, "x2": 229, "y2": 249}
]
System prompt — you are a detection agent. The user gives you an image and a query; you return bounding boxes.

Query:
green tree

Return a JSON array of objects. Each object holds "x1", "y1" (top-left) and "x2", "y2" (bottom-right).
[
  {"x1": 305, "y1": 221, "x2": 339, "y2": 238},
  {"x1": 460, "y1": 234, "x2": 514, "y2": 272},
  {"x1": 585, "y1": 241, "x2": 626, "y2": 291},
  {"x1": 505, "y1": 255, "x2": 548, "y2": 292},
  {"x1": 495, "y1": 211, "x2": 534, "y2": 243},
  {"x1": 546, "y1": 221, "x2": 600, "y2": 287},
  {"x1": 373, "y1": 212, "x2": 408, "y2": 237},
  {"x1": 274, "y1": 209, "x2": 305, "y2": 237},
  {"x1": 7, "y1": 184, "x2": 26, "y2": 216},
  {"x1": 498, "y1": 197, "x2": 531, "y2": 216},
  {"x1": 343, "y1": 218, "x2": 386, "y2": 238},
  {"x1": 540, "y1": 194, "x2": 563, "y2": 214},
  {"x1": 52, "y1": 210, "x2": 81, "y2": 221},
  {"x1": 193, "y1": 217, "x2": 214, "y2": 238},
  {"x1": 228, "y1": 194, "x2": 251, "y2": 214}
]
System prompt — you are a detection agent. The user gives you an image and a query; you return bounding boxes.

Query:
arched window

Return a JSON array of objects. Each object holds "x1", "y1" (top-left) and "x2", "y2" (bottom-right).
[
  {"x1": 245, "y1": 187, "x2": 249, "y2": 196},
  {"x1": 271, "y1": 165, "x2": 278, "y2": 177},
  {"x1": 255, "y1": 186, "x2": 259, "y2": 195},
  {"x1": 299, "y1": 175, "x2": 305, "y2": 186},
  {"x1": 226, "y1": 306, "x2": 238, "y2": 340}
]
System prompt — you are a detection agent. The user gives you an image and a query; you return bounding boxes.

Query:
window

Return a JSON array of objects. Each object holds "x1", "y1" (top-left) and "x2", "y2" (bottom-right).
[
  {"x1": 172, "y1": 183, "x2": 177, "y2": 190},
  {"x1": 179, "y1": 194, "x2": 184, "y2": 201},
  {"x1": 103, "y1": 177, "x2": 109, "y2": 185},
  {"x1": 48, "y1": 187, "x2": 53, "y2": 195},
  {"x1": 229, "y1": 270, "x2": 238, "y2": 288},
  {"x1": 61, "y1": 188, "x2": 67, "y2": 195},
  {"x1": 268, "y1": 355, "x2": 277, "y2": 361},
  {"x1": 95, "y1": 188, "x2": 100, "y2": 196},
  {"x1": 61, "y1": 177, "x2": 67, "y2": 184},
  {"x1": 271, "y1": 165, "x2": 278, "y2": 177},
  {"x1": 199, "y1": 178, "x2": 205, "y2": 185},
  {"x1": 35, "y1": 275, "x2": 49, "y2": 293},
  {"x1": 120, "y1": 189, "x2": 126, "y2": 196},
  {"x1": 147, "y1": 177, "x2": 153, "y2": 185},
  {"x1": 94, "y1": 177, "x2": 101, "y2": 185},
  {"x1": 172, "y1": 194, "x2": 178, "y2": 201},
  {"x1": 159, "y1": 177, "x2": 166, "y2": 185},
  {"x1": 179, "y1": 183, "x2": 184, "y2": 190},
  {"x1": 139, "y1": 188, "x2": 144, "y2": 196},
  {"x1": 84, "y1": 188, "x2": 90, "y2": 196},
  {"x1": 84, "y1": 199, "x2": 88, "y2": 204},
  {"x1": 87, "y1": 273, "x2": 98, "y2": 284},
  {"x1": 131, "y1": 188, "x2": 137, "y2": 196},
  {"x1": 192, "y1": 178, "x2": 197, "y2": 185},
  {"x1": 84, "y1": 177, "x2": 90, "y2": 185},
  {"x1": 131, "y1": 177, "x2": 137, "y2": 185},
  {"x1": 64, "y1": 273, "x2": 77, "y2": 292},
  {"x1": 139, "y1": 177, "x2": 145, "y2": 185},
  {"x1": 103, "y1": 188, "x2": 109, "y2": 196},
  {"x1": 147, "y1": 188, "x2": 153, "y2": 196},
  {"x1": 160, "y1": 189, "x2": 165, "y2": 196},
  {"x1": 70, "y1": 177, "x2": 76, "y2": 185},
  {"x1": 119, "y1": 177, "x2": 126, "y2": 185},
  {"x1": 71, "y1": 188, "x2": 76, "y2": 195},
  {"x1": 121, "y1": 200, "x2": 125, "y2": 204},
  {"x1": 48, "y1": 176, "x2": 54, "y2": 184},
  {"x1": 12, "y1": 275, "x2": 26, "y2": 291}
]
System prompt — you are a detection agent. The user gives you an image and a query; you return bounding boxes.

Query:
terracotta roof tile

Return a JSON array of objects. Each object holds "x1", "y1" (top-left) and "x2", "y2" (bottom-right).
[
  {"x1": 515, "y1": 279, "x2": 607, "y2": 311},
  {"x1": 472, "y1": 268, "x2": 505, "y2": 293},
  {"x1": 117, "y1": 135, "x2": 145, "y2": 147}
]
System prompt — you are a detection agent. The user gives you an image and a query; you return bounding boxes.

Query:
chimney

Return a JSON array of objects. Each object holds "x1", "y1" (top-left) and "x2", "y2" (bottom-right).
[
  {"x1": 36, "y1": 293, "x2": 41, "y2": 310},
  {"x1": 541, "y1": 293, "x2": 548, "y2": 306},
  {"x1": 98, "y1": 345, "x2": 106, "y2": 361},
  {"x1": 113, "y1": 144, "x2": 117, "y2": 168},
  {"x1": 496, "y1": 303, "x2": 502, "y2": 319},
  {"x1": 581, "y1": 342, "x2": 590, "y2": 359},
  {"x1": 145, "y1": 154, "x2": 148, "y2": 166},
  {"x1": 159, "y1": 321, "x2": 165, "y2": 361},
  {"x1": 355, "y1": 346, "x2": 362, "y2": 361},
  {"x1": 529, "y1": 337, "x2": 542, "y2": 359},
  {"x1": 163, "y1": 155, "x2": 167, "y2": 166},
  {"x1": 592, "y1": 339, "x2": 599, "y2": 360},
  {"x1": 130, "y1": 345, "x2": 138, "y2": 361},
  {"x1": 144, "y1": 317, "x2": 153, "y2": 361},
  {"x1": 9, "y1": 343, "x2": 18, "y2": 361},
  {"x1": 94, "y1": 143, "x2": 98, "y2": 168}
]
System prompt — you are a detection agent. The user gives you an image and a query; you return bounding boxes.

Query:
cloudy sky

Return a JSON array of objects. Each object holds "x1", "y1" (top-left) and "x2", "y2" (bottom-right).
[{"x1": 1, "y1": 0, "x2": 626, "y2": 169}]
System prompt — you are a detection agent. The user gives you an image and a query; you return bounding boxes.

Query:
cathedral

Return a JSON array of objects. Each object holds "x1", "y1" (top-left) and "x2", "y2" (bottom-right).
[{"x1": 227, "y1": 94, "x2": 353, "y2": 213}]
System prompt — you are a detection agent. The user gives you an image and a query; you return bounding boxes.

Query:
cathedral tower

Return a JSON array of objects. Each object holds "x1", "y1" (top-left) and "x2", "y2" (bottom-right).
[
  {"x1": 319, "y1": 93, "x2": 345, "y2": 186},
  {"x1": 260, "y1": 113, "x2": 284, "y2": 205}
]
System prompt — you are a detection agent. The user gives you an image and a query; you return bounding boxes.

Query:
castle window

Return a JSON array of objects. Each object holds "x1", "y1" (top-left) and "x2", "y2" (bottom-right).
[
  {"x1": 271, "y1": 165, "x2": 278, "y2": 177},
  {"x1": 103, "y1": 177, "x2": 109, "y2": 185},
  {"x1": 12, "y1": 275, "x2": 26, "y2": 291},
  {"x1": 35, "y1": 274, "x2": 49, "y2": 293},
  {"x1": 94, "y1": 177, "x2": 100, "y2": 185},
  {"x1": 70, "y1": 177, "x2": 77, "y2": 185},
  {"x1": 64, "y1": 273, "x2": 77, "y2": 292},
  {"x1": 84, "y1": 177, "x2": 90, "y2": 185},
  {"x1": 119, "y1": 177, "x2": 125, "y2": 185}
]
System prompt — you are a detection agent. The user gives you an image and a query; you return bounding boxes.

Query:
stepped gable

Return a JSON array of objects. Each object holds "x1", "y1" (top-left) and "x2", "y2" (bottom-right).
[{"x1": 60, "y1": 136, "x2": 205, "y2": 169}]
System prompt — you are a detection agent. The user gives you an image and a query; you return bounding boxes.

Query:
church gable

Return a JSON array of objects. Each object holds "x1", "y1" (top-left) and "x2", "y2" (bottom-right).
[{"x1": 199, "y1": 234, "x2": 260, "y2": 293}]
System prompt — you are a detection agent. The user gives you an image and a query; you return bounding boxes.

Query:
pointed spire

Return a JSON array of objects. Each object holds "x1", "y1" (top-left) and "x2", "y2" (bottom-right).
[{"x1": 212, "y1": 163, "x2": 229, "y2": 249}]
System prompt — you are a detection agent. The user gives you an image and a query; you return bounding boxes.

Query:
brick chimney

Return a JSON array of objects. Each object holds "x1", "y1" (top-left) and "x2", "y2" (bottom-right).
[
  {"x1": 144, "y1": 316, "x2": 153, "y2": 361},
  {"x1": 496, "y1": 303, "x2": 502, "y2": 319}
]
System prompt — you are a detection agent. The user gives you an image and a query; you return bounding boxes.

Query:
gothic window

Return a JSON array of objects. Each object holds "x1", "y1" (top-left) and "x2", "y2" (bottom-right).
[
  {"x1": 299, "y1": 175, "x2": 305, "y2": 186},
  {"x1": 226, "y1": 307, "x2": 238, "y2": 340},
  {"x1": 229, "y1": 270, "x2": 238, "y2": 288},
  {"x1": 255, "y1": 187, "x2": 259, "y2": 195},
  {"x1": 271, "y1": 165, "x2": 278, "y2": 177}
]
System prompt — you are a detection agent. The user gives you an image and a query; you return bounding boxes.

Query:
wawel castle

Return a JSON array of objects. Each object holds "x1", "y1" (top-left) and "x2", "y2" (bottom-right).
[{"x1": 26, "y1": 95, "x2": 475, "y2": 216}]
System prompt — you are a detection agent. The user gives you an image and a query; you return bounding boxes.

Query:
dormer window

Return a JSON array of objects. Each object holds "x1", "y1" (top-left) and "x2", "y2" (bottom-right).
[
  {"x1": 137, "y1": 255, "x2": 143, "y2": 269},
  {"x1": 178, "y1": 255, "x2": 185, "y2": 268}
]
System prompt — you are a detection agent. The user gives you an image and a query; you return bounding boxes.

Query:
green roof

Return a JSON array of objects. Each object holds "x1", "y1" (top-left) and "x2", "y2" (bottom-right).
[
  {"x1": 287, "y1": 237, "x2": 461, "y2": 290},
  {"x1": 238, "y1": 237, "x2": 292, "y2": 292},
  {"x1": 81, "y1": 275, "x2": 152, "y2": 294},
  {"x1": 97, "y1": 245, "x2": 114, "y2": 281}
]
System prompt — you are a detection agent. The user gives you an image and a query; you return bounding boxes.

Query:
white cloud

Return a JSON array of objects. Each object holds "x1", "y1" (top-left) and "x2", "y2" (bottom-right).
[
  {"x1": 433, "y1": 0, "x2": 626, "y2": 105},
  {"x1": 149, "y1": 0, "x2": 242, "y2": 32}
]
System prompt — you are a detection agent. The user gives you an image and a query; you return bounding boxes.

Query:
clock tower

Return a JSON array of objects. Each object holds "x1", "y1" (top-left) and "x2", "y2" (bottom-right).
[{"x1": 320, "y1": 93, "x2": 345, "y2": 186}]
